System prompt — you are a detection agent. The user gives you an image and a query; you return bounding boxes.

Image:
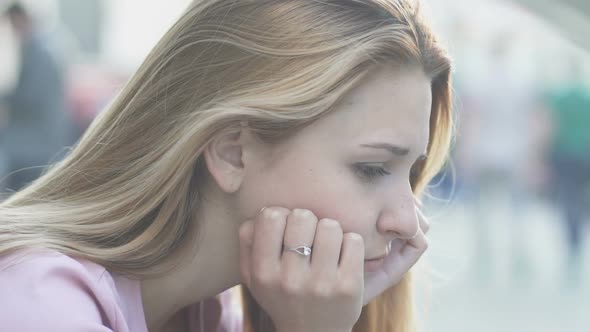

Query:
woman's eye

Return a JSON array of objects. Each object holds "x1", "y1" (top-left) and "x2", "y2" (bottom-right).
[{"x1": 354, "y1": 164, "x2": 391, "y2": 182}]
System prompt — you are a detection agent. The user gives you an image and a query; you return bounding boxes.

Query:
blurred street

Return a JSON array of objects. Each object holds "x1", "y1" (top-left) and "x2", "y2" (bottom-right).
[{"x1": 419, "y1": 196, "x2": 590, "y2": 332}]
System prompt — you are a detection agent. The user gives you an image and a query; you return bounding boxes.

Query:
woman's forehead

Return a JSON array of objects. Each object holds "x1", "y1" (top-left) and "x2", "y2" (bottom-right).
[{"x1": 298, "y1": 66, "x2": 432, "y2": 143}]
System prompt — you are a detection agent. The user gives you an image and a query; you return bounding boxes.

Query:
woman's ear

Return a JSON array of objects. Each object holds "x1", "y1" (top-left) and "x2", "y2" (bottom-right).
[{"x1": 203, "y1": 123, "x2": 252, "y2": 193}]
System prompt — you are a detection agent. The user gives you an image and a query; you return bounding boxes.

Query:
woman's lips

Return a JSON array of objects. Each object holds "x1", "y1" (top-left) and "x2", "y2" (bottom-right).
[{"x1": 364, "y1": 255, "x2": 386, "y2": 272}]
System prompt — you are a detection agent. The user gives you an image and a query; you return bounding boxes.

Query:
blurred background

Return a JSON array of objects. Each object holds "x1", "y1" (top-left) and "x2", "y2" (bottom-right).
[{"x1": 0, "y1": 0, "x2": 588, "y2": 331}]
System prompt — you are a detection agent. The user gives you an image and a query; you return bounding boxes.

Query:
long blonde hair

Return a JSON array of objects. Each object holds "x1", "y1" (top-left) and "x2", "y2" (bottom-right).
[{"x1": 0, "y1": 0, "x2": 452, "y2": 331}]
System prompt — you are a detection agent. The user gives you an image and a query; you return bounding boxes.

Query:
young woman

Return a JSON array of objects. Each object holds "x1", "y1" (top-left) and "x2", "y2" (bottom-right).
[{"x1": 0, "y1": 0, "x2": 453, "y2": 331}]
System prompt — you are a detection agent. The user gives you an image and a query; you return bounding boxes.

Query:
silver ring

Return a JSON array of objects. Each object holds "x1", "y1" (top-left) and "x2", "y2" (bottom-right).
[{"x1": 284, "y1": 245, "x2": 312, "y2": 256}]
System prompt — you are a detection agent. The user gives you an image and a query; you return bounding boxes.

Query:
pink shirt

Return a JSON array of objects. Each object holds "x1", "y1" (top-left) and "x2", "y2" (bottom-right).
[{"x1": 0, "y1": 250, "x2": 243, "y2": 331}]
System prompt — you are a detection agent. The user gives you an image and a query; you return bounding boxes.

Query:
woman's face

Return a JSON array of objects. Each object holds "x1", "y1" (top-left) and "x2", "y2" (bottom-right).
[{"x1": 239, "y1": 64, "x2": 432, "y2": 266}]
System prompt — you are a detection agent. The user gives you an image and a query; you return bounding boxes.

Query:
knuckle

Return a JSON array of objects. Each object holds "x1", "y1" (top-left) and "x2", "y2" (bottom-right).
[
  {"x1": 344, "y1": 233, "x2": 364, "y2": 248},
  {"x1": 318, "y1": 218, "x2": 342, "y2": 232},
  {"x1": 252, "y1": 269, "x2": 275, "y2": 287},
  {"x1": 337, "y1": 279, "x2": 361, "y2": 298},
  {"x1": 261, "y1": 206, "x2": 290, "y2": 220},
  {"x1": 291, "y1": 208, "x2": 317, "y2": 222},
  {"x1": 279, "y1": 276, "x2": 304, "y2": 295},
  {"x1": 259, "y1": 208, "x2": 275, "y2": 223},
  {"x1": 259, "y1": 209, "x2": 288, "y2": 228},
  {"x1": 238, "y1": 225, "x2": 249, "y2": 242},
  {"x1": 311, "y1": 281, "x2": 334, "y2": 298}
]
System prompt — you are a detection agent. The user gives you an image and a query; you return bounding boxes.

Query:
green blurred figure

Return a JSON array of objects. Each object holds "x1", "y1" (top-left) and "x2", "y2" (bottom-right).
[{"x1": 545, "y1": 58, "x2": 590, "y2": 284}]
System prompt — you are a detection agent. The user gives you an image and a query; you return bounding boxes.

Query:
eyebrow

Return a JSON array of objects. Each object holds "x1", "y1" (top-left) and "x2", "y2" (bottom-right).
[{"x1": 359, "y1": 143, "x2": 427, "y2": 161}]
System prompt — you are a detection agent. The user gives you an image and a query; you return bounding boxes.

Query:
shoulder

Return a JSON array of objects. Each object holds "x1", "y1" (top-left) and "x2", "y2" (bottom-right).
[
  {"x1": 184, "y1": 287, "x2": 244, "y2": 332},
  {"x1": 0, "y1": 250, "x2": 119, "y2": 331},
  {"x1": 218, "y1": 287, "x2": 244, "y2": 332}
]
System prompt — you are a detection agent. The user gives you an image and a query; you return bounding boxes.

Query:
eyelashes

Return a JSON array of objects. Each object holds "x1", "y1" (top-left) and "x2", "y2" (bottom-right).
[
  {"x1": 354, "y1": 164, "x2": 391, "y2": 182},
  {"x1": 353, "y1": 162, "x2": 421, "y2": 183}
]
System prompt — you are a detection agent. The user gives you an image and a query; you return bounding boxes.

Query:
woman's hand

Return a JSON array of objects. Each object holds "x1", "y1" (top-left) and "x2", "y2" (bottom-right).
[
  {"x1": 239, "y1": 207, "x2": 364, "y2": 332},
  {"x1": 362, "y1": 207, "x2": 430, "y2": 305}
]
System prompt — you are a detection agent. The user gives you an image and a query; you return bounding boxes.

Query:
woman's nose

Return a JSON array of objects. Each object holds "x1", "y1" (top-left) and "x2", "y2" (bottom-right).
[{"x1": 376, "y1": 191, "x2": 419, "y2": 240}]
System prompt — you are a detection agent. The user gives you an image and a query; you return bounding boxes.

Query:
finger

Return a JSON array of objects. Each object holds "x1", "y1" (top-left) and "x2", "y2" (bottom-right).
[
  {"x1": 398, "y1": 227, "x2": 428, "y2": 268},
  {"x1": 377, "y1": 229, "x2": 427, "y2": 286},
  {"x1": 339, "y1": 232, "x2": 364, "y2": 278},
  {"x1": 311, "y1": 218, "x2": 343, "y2": 277},
  {"x1": 362, "y1": 231, "x2": 427, "y2": 306},
  {"x1": 238, "y1": 219, "x2": 255, "y2": 287},
  {"x1": 282, "y1": 209, "x2": 318, "y2": 273},
  {"x1": 389, "y1": 238, "x2": 405, "y2": 255},
  {"x1": 252, "y1": 207, "x2": 290, "y2": 279}
]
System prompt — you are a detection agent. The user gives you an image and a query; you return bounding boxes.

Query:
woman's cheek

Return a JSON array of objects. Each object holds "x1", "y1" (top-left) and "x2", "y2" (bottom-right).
[
  {"x1": 303, "y1": 189, "x2": 367, "y2": 233},
  {"x1": 261, "y1": 163, "x2": 367, "y2": 229}
]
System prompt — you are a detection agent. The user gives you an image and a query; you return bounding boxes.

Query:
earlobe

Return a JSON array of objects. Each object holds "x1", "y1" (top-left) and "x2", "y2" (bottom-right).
[{"x1": 203, "y1": 128, "x2": 245, "y2": 194}]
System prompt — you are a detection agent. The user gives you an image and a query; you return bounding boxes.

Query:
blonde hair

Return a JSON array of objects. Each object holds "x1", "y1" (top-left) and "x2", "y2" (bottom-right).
[{"x1": 0, "y1": 0, "x2": 452, "y2": 331}]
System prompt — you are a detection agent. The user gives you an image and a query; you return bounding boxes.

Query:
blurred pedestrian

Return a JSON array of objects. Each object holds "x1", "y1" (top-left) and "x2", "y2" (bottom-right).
[
  {"x1": 0, "y1": 2, "x2": 72, "y2": 192},
  {"x1": 545, "y1": 57, "x2": 590, "y2": 283},
  {"x1": 463, "y1": 35, "x2": 538, "y2": 284}
]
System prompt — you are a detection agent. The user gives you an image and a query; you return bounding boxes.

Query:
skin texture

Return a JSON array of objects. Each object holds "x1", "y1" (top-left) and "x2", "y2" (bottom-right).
[
  {"x1": 236, "y1": 64, "x2": 431, "y2": 254},
  {"x1": 141, "y1": 64, "x2": 432, "y2": 331}
]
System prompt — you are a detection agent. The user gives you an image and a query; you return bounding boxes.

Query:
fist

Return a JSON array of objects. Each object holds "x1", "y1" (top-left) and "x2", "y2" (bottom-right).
[{"x1": 239, "y1": 207, "x2": 364, "y2": 332}]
